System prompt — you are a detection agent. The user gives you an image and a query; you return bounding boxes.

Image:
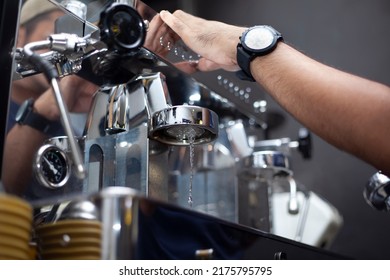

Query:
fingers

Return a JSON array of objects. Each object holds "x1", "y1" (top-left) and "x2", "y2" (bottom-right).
[
  {"x1": 160, "y1": 10, "x2": 209, "y2": 42},
  {"x1": 170, "y1": 10, "x2": 205, "y2": 26},
  {"x1": 160, "y1": 10, "x2": 211, "y2": 61},
  {"x1": 159, "y1": 10, "x2": 190, "y2": 39},
  {"x1": 160, "y1": 10, "x2": 242, "y2": 72}
]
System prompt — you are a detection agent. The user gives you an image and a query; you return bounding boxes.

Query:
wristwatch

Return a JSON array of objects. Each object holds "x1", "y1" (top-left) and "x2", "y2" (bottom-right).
[
  {"x1": 236, "y1": 25, "x2": 283, "y2": 81},
  {"x1": 15, "y1": 98, "x2": 59, "y2": 135}
]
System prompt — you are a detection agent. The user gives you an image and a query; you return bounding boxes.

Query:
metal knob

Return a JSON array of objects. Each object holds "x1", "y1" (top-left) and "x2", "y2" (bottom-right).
[{"x1": 364, "y1": 171, "x2": 390, "y2": 211}]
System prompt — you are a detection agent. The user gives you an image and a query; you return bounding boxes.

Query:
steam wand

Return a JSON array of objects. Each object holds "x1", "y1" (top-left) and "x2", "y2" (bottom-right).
[{"x1": 23, "y1": 39, "x2": 86, "y2": 179}]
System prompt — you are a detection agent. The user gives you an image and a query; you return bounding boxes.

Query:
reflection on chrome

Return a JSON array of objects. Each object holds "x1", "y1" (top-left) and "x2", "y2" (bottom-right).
[{"x1": 0, "y1": 0, "x2": 344, "y2": 260}]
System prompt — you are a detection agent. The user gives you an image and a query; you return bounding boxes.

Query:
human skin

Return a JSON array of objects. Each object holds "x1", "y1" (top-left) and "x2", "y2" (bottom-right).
[{"x1": 160, "y1": 10, "x2": 390, "y2": 176}]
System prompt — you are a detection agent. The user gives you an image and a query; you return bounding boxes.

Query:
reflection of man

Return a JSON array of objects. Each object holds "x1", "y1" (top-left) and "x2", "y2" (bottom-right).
[{"x1": 2, "y1": 0, "x2": 98, "y2": 196}]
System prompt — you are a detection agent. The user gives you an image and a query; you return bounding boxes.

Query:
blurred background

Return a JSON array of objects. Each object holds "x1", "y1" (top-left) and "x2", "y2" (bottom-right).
[{"x1": 144, "y1": 0, "x2": 390, "y2": 259}]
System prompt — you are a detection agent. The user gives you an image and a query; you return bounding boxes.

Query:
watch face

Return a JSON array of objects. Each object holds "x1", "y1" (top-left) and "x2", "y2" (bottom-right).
[{"x1": 243, "y1": 26, "x2": 276, "y2": 51}]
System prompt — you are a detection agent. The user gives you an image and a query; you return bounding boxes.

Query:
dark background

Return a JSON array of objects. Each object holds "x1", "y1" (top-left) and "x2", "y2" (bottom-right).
[{"x1": 144, "y1": 0, "x2": 390, "y2": 259}]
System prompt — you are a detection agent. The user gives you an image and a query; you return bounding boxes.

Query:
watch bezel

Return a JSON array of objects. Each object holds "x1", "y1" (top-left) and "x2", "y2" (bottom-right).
[
  {"x1": 236, "y1": 25, "x2": 283, "y2": 81},
  {"x1": 241, "y1": 25, "x2": 281, "y2": 55}
]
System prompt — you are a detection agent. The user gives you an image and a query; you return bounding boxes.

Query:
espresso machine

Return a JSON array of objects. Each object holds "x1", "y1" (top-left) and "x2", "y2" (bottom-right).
[{"x1": 0, "y1": 0, "x2": 345, "y2": 260}]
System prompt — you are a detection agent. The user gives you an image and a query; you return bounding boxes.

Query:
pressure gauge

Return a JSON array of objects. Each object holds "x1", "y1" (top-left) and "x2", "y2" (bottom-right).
[{"x1": 34, "y1": 144, "x2": 71, "y2": 189}]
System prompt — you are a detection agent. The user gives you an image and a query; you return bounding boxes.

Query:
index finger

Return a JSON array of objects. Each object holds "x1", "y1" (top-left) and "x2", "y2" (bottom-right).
[{"x1": 159, "y1": 10, "x2": 195, "y2": 45}]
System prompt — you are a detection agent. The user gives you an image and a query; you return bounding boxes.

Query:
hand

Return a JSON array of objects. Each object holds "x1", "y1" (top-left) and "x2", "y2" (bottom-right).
[
  {"x1": 159, "y1": 10, "x2": 246, "y2": 72},
  {"x1": 144, "y1": 13, "x2": 180, "y2": 57}
]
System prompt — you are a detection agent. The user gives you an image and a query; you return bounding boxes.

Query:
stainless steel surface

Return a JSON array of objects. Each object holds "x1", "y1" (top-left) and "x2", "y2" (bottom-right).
[
  {"x1": 15, "y1": 31, "x2": 98, "y2": 79},
  {"x1": 150, "y1": 105, "x2": 219, "y2": 145},
  {"x1": 89, "y1": 186, "x2": 140, "y2": 259},
  {"x1": 22, "y1": 38, "x2": 87, "y2": 179},
  {"x1": 12, "y1": 0, "x2": 281, "y2": 129},
  {"x1": 253, "y1": 138, "x2": 294, "y2": 155},
  {"x1": 33, "y1": 136, "x2": 85, "y2": 196},
  {"x1": 364, "y1": 171, "x2": 390, "y2": 211},
  {"x1": 294, "y1": 191, "x2": 310, "y2": 242},
  {"x1": 83, "y1": 69, "x2": 219, "y2": 202},
  {"x1": 252, "y1": 128, "x2": 312, "y2": 160},
  {"x1": 34, "y1": 144, "x2": 71, "y2": 189},
  {"x1": 43, "y1": 135, "x2": 85, "y2": 151},
  {"x1": 236, "y1": 149, "x2": 293, "y2": 232},
  {"x1": 105, "y1": 72, "x2": 170, "y2": 134},
  {"x1": 60, "y1": 0, "x2": 87, "y2": 20},
  {"x1": 220, "y1": 120, "x2": 253, "y2": 160},
  {"x1": 58, "y1": 199, "x2": 99, "y2": 220},
  {"x1": 142, "y1": 73, "x2": 172, "y2": 114},
  {"x1": 287, "y1": 175, "x2": 299, "y2": 215},
  {"x1": 52, "y1": 0, "x2": 137, "y2": 21},
  {"x1": 237, "y1": 175, "x2": 271, "y2": 231},
  {"x1": 237, "y1": 150, "x2": 291, "y2": 180},
  {"x1": 168, "y1": 141, "x2": 237, "y2": 222},
  {"x1": 83, "y1": 123, "x2": 150, "y2": 195},
  {"x1": 31, "y1": 186, "x2": 345, "y2": 260},
  {"x1": 0, "y1": 0, "x2": 345, "y2": 259}
]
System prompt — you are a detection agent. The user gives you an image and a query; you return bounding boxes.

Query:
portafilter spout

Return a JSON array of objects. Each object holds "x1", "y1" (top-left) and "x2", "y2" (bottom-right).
[{"x1": 149, "y1": 105, "x2": 219, "y2": 146}]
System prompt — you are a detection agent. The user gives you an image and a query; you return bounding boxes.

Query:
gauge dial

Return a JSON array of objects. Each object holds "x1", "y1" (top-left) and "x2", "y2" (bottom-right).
[{"x1": 34, "y1": 144, "x2": 71, "y2": 189}]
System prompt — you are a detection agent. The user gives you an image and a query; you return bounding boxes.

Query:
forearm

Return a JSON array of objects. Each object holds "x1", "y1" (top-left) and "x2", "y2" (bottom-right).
[
  {"x1": 252, "y1": 42, "x2": 390, "y2": 173},
  {"x1": 2, "y1": 89, "x2": 60, "y2": 194},
  {"x1": 2, "y1": 126, "x2": 47, "y2": 195},
  {"x1": 159, "y1": 10, "x2": 390, "y2": 173}
]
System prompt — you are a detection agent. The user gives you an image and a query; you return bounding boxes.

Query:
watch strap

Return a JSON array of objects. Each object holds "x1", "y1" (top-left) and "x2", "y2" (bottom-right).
[
  {"x1": 236, "y1": 44, "x2": 256, "y2": 82},
  {"x1": 17, "y1": 99, "x2": 60, "y2": 135}
]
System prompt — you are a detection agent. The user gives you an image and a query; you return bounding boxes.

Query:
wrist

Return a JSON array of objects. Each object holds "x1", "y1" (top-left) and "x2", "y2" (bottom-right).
[{"x1": 16, "y1": 98, "x2": 61, "y2": 136}]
